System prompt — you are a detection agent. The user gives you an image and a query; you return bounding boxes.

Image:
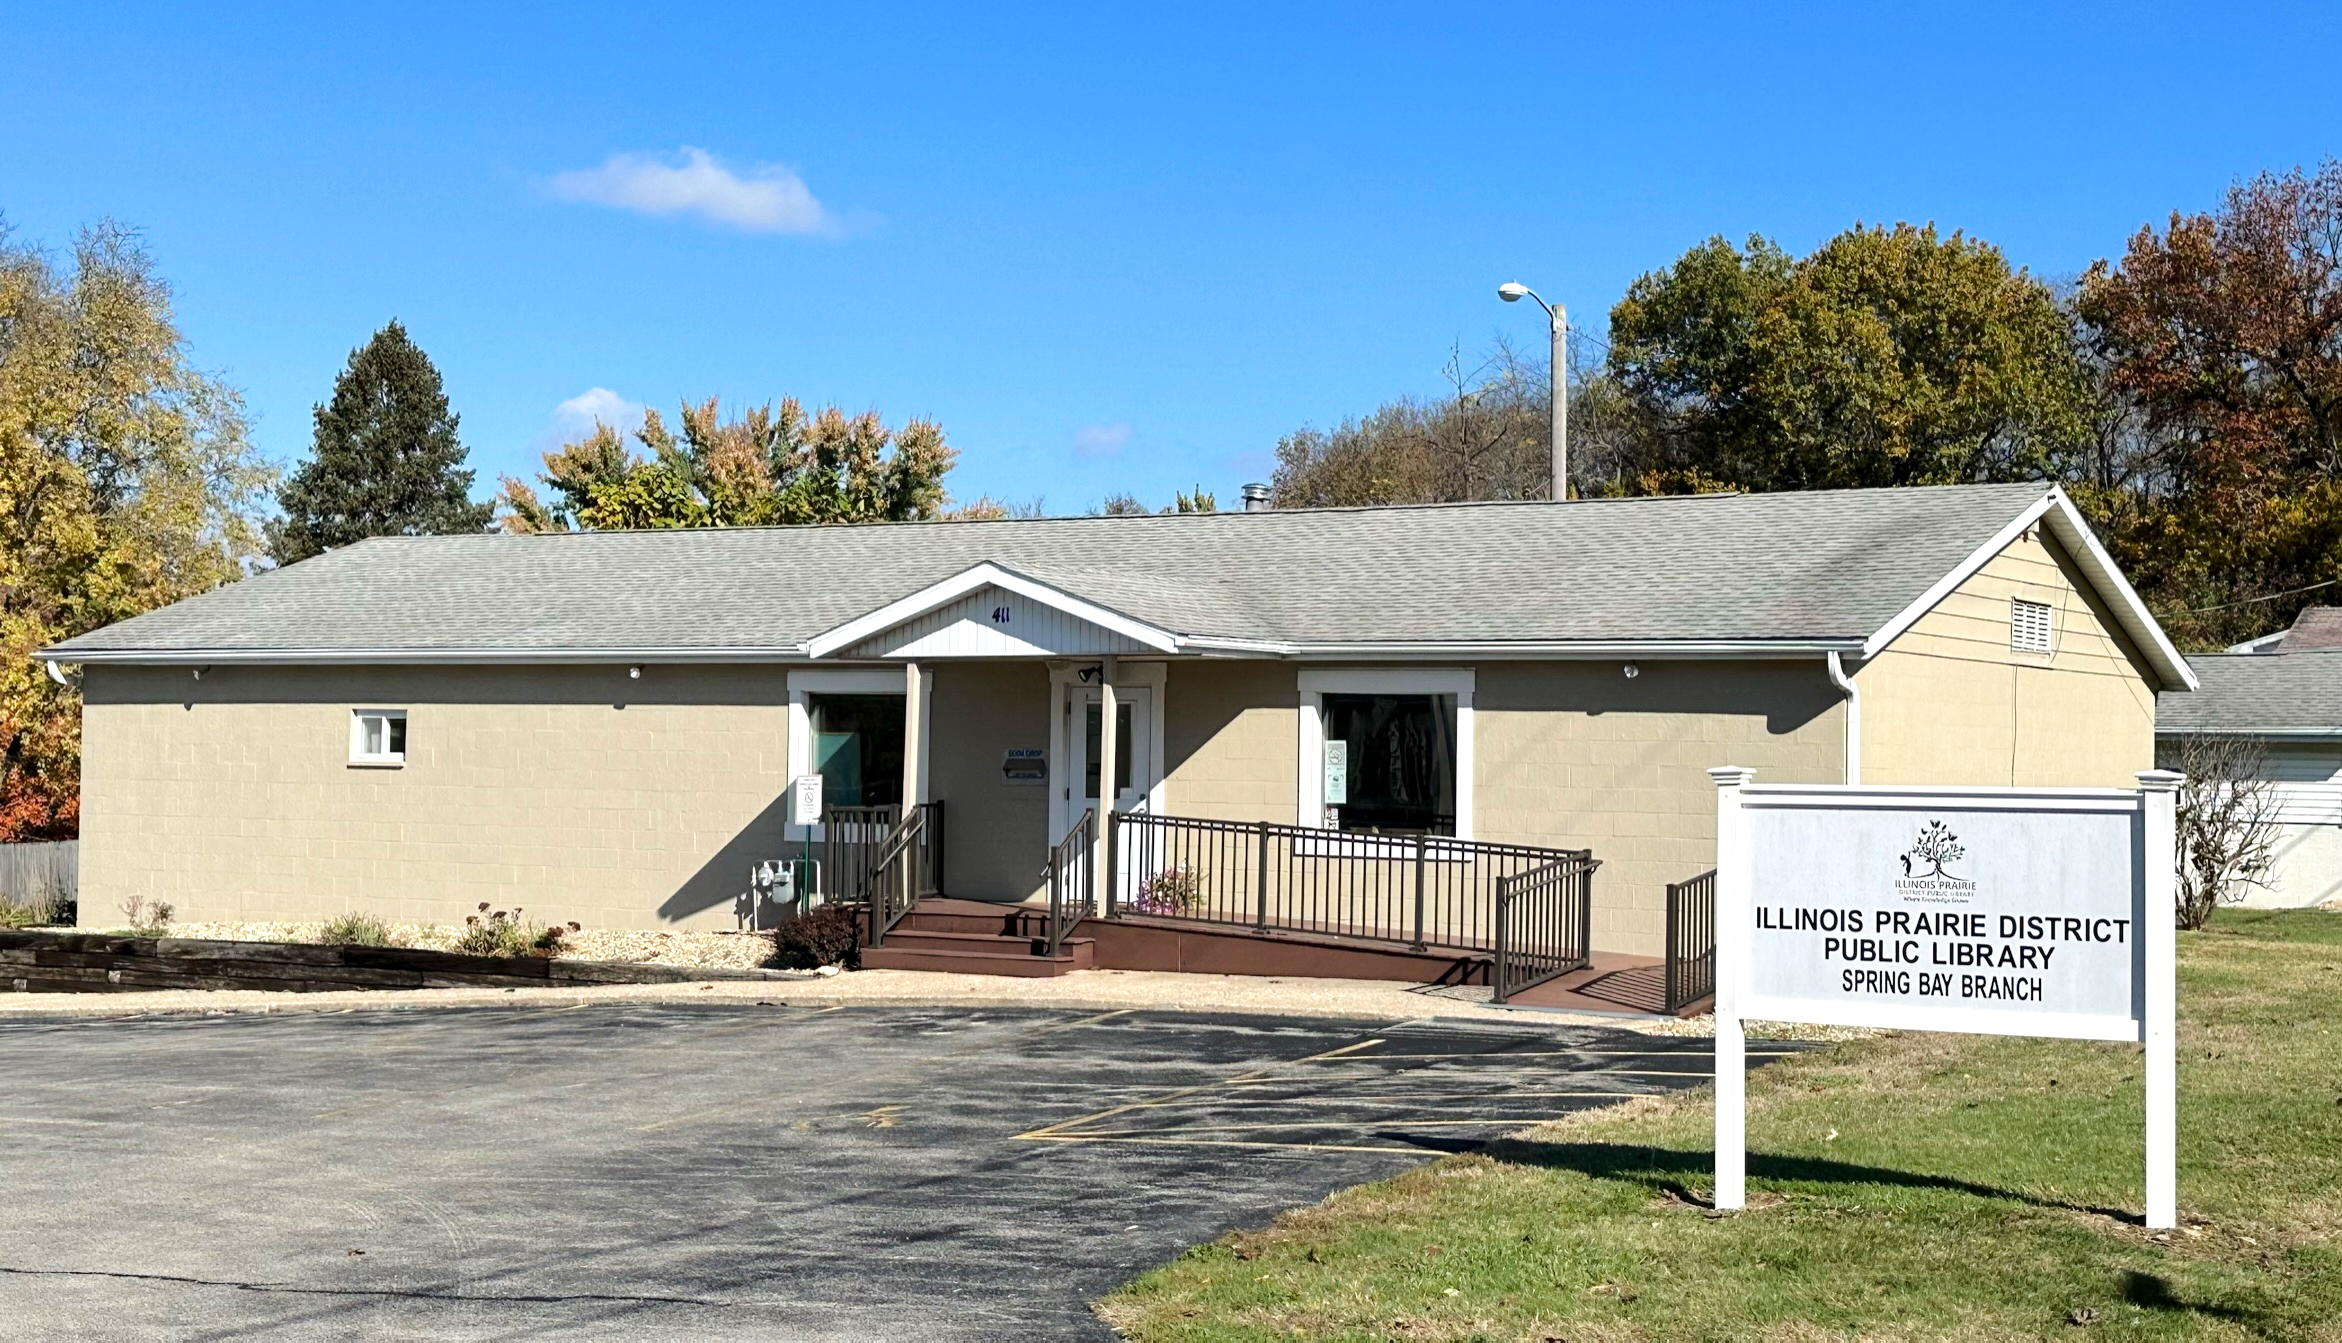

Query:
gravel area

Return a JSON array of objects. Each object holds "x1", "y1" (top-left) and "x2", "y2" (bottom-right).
[{"x1": 60, "y1": 921, "x2": 783, "y2": 970}]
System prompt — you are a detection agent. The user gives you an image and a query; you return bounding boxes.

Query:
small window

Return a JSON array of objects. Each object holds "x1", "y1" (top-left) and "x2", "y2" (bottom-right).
[
  {"x1": 2010, "y1": 598, "x2": 2053, "y2": 653},
  {"x1": 1322, "y1": 693, "x2": 1456, "y2": 835},
  {"x1": 350, "y1": 710, "x2": 408, "y2": 766}
]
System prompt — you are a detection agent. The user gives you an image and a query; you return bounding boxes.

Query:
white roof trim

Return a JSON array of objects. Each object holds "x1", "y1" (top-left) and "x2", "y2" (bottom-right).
[
  {"x1": 1859, "y1": 487, "x2": 2197, "y2": 693},
  {"x1": 1184, "y1": 637, "x2": 1864, "y2": 659},
  {"x1": 2155, "y1": 727, "x2": 2342, "y2": 740},
  {"x1": 802, "y1": 562, "x2": 1180, "y2": 659}
]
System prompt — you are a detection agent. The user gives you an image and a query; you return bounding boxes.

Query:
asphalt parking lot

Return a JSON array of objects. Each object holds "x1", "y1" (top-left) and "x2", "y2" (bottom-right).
[{"x1": 0, "y1": 1003, "x2": 1782, "y2": 1340}]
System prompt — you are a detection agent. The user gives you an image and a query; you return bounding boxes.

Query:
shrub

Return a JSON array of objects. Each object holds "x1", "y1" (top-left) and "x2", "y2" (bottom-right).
[
  {"x1": 118, "y1": 893, "x2": 174, "y2": 936},
  {"x1": 0, "y1": 890, "x2": 68, "y2": 928},
  {"x1": 453, "y1": 904, "x2": 577, "y2": 959},
  {"x1": 771, "y1": 906, "x2": 861, "y2": 969},
  {"x1": 318, "y1": 911, "x2": 402, "y2": 948},
  {"x1": 1133, "y1": 865, "x2": 1204, "y2": 916}
]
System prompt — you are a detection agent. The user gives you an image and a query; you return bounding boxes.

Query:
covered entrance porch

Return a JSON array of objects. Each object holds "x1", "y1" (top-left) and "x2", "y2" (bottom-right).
[{"x1": 776, "y1": 563, "x2": 1707, "y2": 1013}]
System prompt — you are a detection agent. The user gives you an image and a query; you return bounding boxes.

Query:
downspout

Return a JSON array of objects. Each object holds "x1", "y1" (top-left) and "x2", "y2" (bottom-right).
[{"x1": 1826, "y1": 652, "x2": 1861, "y2": 785}]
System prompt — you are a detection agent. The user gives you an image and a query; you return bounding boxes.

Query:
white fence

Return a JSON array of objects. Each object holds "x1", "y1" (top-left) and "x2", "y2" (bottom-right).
[{"x1": 0, "y1": 841, "x2": 78, "y2": 922}]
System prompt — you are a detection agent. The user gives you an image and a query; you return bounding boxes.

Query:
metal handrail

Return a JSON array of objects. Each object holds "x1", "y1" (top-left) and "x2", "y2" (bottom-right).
[
  {"x1": 1110, "y1": 811, "x2": 1591, "y2": 955},
  {"x1": 1665, "y1": 868, "x2": 1717, "y2": 1012},
  {"x1": 1492, "y1": 854, "x2": 1598, "y2": 1003},
  {"x1": 1039, "y1": 810, "x2": 1095, "y2": 957},
  {"x1": 862, "y1": 802, "x2": 945, "y2": 947}
]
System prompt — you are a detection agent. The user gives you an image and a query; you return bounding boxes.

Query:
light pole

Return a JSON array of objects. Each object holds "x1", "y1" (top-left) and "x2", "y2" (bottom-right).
[{"x1": 1498, "y1": 281, "x2": 1567, "y2": 500}]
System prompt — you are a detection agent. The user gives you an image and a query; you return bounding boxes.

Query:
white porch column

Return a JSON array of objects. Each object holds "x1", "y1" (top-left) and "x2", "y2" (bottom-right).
[
  {"x1": 1095, "y1": 658, "x2": 1119, "y2": 913},
  {"x1": 901, "y1": 661, "x2": 924, "y2": 811}
]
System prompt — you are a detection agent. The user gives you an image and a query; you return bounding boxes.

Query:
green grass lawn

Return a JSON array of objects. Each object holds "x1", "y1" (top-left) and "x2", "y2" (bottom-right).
[{"x1": 1100, "y1": 909, "x2": 2342, "y2": 1341}]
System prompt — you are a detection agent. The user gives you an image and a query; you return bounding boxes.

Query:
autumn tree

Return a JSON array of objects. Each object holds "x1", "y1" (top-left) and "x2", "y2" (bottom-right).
[
  {"x1": 269, "y1": 322, "x2": 493, "y2": 563},
  {"x1": 1271, "y1": 338, "x2": 1584, "y2": 507},
  {"x1": 499, "y1": 397, "x2": 956, "y2": 531},
  {"x1": 0, "y1": 221, "x2": 271, "y2": 838},
  {"x1": 2076, "y1": 161, "x2": 2342, "y2": 647},
  {"x1": 1608, "y1": 225, "x2": 2091, "y2": 492}
]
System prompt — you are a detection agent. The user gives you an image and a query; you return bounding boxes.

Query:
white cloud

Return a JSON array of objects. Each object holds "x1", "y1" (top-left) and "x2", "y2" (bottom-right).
[
  {"x1": 547, "y1": 147, "x2": 835, "y2": 235},
  {"x1": 1073, "y1": 423, "x2": 1132, "y2": 458},
  {"x1": 545, "y1": 387, "x2": 644, "y2": 444}
]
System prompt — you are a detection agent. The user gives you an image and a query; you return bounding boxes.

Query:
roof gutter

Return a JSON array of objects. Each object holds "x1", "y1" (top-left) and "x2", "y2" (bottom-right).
[
  {"x1": 2154, "y1": 726, "x2": 2342, "y2": 740},
  {"x1": 1176, "y1": 637, "x2": 1868, "y2": 660},
  {"x1": 45, "y1": 638, "x2": 1875, "y2": 667}
]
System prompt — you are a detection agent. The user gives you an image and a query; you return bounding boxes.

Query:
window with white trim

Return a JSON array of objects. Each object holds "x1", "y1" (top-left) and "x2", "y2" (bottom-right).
[
  {"x1": 350, "y1": 710, "x2": 407, "y2": 765},
  {"x1": 2010, "y1": 598, "x2": 2053, "y2": 653}
]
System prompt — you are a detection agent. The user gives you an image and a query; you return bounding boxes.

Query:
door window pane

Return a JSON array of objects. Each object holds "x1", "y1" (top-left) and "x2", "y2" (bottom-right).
[
  {"x1": 1322, "y1": 693, "x2": 1455, "y2": 834},
  {"x1": 806, "y1": 693, "x2": 905, "y2": 807},
  {"x1": 1083, "y1": 703, "x2": 1133, "y2": 800}
]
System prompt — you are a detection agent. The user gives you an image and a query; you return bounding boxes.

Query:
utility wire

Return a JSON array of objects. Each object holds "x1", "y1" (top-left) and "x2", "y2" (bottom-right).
[{"x1": 2184, "y1": 578, "x2": 2339, "y2": 613}]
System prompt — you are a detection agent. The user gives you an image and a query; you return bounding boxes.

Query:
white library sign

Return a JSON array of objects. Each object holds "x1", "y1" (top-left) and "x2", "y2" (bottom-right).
[{"x1": 1708, "y1": 768, "x2": 2180, "y2": 1229}]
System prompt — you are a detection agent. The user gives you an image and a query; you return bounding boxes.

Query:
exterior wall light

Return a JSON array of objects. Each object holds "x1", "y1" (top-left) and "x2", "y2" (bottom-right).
[
  {"x1": 1623, "y1": 663, "x2": 1640, "y2": 679},
  {"x1": 628, "y1": 666, "x2": 642, "y2": 680}
]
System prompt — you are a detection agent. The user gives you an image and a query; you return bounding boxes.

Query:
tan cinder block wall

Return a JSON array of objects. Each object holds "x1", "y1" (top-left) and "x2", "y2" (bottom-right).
[
  {"x1": 1858, "y1": 531, "x2": 2157, "y2": 787},
  {"x1": 81, "y1": 663, "x2": 792, "y2": 931},
  {"x1": 1476, "y1": 661, "x2": 1847, "y2": 956},
  {"x1": 925, "y1": 661, "x2": 1051, "y2": 901},
  {"x1": 1162, "y1": 661, "x2": 1299, "y2": 823}
]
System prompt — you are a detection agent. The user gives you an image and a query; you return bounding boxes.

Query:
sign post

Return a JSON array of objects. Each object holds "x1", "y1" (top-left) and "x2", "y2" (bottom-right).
[{"x1": 1708, "y1": 767, "x2": 2180, "y2": 1228}]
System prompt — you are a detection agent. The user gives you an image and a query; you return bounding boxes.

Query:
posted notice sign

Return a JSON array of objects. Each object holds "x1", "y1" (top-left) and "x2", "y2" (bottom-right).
[
  {"x1": 1708, "y1": 768, "x2": 2179, "y2": 1228},
  {"x1": 1740, "y1": 789, "x2": 2147, "y2": 1041}
]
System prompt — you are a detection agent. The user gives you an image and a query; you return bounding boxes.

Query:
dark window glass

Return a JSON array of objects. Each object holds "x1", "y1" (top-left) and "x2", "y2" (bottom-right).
[
  {"x1": 807, "y1": 693, "x2": 905, "y2": 807},
  {"x1": 1322, "y1": 693, "x2": 1455, "y2": 835},
  {"x1": 387, "y1": 715, "x2": 407, "y2": 756},
  {"x1": 1083, "y1": 702, "x2": 1133, "y2": 800}
]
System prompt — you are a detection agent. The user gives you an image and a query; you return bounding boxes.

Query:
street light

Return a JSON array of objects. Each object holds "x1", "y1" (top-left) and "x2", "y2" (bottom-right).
[{"x1": 1498, "y1": 281, "x2": 1567, "y2": 500}]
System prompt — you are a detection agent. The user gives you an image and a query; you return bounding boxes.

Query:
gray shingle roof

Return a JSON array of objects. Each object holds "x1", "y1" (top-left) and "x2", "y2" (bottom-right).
[
  {"x1": 47, "y1": 482, "x2": 2063, "y2": 660},
  {"x1": 2280, "y1": 606, "x2": 2342, "y2": 651},
  {"x1": 2159, "y1": 652, "x2": 2342, "y2": 735}
]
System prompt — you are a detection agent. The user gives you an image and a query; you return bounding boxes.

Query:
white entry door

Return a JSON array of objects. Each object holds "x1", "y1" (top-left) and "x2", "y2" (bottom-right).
[{"x1": 1067, "y1": 686, "x2": 1155, "y2": 816}]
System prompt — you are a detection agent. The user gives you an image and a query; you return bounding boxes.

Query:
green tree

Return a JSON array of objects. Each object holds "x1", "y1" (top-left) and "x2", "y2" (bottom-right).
[
  {"x1": 1609, "y1": 224, "x2": 2091, "y2": 492},
  {"x1": 0, "y1": 220, "x2": 272, "y2": 838},
  {"x1": 499, "y1": 396, "x2": 956, "y2": 532},
  {"x1": 269, "y1": 321, "x2": 492, "y2": 563}
]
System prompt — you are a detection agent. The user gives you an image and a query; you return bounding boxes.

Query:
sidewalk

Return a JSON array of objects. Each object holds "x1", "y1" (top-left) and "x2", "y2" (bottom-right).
[{"x1": 0, "y1": 965, "x2": 1708, "y2": 1032}]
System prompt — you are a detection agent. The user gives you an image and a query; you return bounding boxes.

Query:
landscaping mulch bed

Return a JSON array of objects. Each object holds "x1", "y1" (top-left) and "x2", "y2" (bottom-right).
[{"x1": 1, "y1": 929, "x2": 805, "y2": 995}]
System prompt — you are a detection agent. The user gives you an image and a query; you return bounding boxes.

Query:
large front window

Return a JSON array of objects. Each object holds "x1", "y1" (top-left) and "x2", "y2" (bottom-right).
[
  {"x1": 1322, "y1": 692, "x2": 1455, "y2": 835},
  {"x1": 806, "y1": 693, "x2": 904, "y2": 808}
]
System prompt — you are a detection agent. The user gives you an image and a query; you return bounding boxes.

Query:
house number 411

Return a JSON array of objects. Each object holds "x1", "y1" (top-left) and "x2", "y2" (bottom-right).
[{"x1": 990, "y1": 606, "x2": 1011, "y2": 624}]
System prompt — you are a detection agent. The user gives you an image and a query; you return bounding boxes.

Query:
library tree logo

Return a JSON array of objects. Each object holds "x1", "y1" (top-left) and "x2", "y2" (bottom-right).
[{"x1": 1895, "y1": 819, "x2": 1978, "y2": 903}]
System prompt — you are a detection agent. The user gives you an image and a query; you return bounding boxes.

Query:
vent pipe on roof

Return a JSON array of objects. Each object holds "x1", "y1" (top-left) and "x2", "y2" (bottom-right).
[{"x1": 1241, "y1": 483, "x2": 1271, "y2": 511}]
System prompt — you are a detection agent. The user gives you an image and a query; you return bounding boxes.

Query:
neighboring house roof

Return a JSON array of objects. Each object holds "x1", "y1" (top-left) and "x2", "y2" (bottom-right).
[
  {"x1": 42, "y1": 481, "x2": 2196, "y2": 688},
  {"x1": 2159, "y1": 651, "x2": 2342, "y2": 737},
  {"x1": 2280, "y1": 606, "x2": 2342, "y2": 651}
]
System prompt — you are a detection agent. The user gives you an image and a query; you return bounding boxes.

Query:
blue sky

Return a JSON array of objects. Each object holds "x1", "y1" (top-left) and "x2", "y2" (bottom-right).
[{"x1": 7, "y1": 3, "x2": 2340, "y2": 514}]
